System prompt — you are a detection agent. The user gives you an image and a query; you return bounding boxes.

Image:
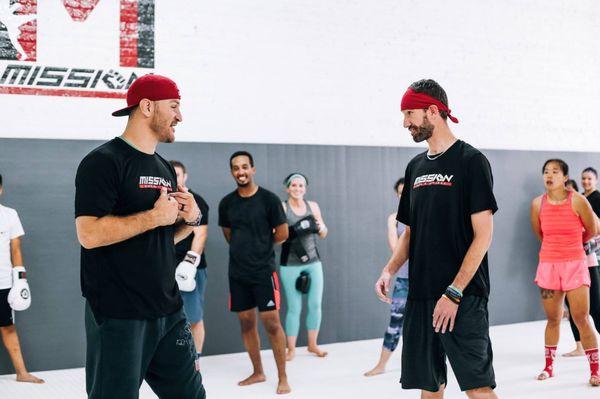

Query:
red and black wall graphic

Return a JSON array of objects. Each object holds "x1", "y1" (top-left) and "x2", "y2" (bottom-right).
[
  {"x1": 0, "y1": 0, "x2": 37, "y2": 62},
  {"x1": 0, "y1": 0, "x2": 154, "y2": 68},
  {"x1": 120, "y1": 0, "x2": 155, "y2": 68}
]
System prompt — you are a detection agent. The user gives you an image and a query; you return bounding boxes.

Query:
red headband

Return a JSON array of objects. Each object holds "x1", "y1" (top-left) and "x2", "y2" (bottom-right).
[{"x1": 400, "y1": 88, "x2": 459, "y2": 123}]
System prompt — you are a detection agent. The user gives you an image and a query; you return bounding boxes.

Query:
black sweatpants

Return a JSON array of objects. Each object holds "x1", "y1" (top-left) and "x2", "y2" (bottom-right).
[
  {"x1": 566, "y1": 266, "x2": 600, "y2": 342},
  {"x1": 85, "y1": 302, "x2": 206, "y2": 399}
]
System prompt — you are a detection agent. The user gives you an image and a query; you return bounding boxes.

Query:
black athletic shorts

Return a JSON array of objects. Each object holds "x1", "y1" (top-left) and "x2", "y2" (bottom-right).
[
  {"x1": 401, "y1": 296, "x2": 496, "y2": 392},
  {"x1": 229, "y1": 272, "x2": 280, "y2": 312},
  {"x1": 0, "y1": 289, "x2": 13, "y2": 327}
]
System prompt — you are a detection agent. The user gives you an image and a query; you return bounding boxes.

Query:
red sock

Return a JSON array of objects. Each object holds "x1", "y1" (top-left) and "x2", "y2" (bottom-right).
[
  {"x1": 542, "y1": 345, "x2": 557, "y2": 377},
  {"x1": 586, "y1": 348, "x2": 599, "y2": 377}
]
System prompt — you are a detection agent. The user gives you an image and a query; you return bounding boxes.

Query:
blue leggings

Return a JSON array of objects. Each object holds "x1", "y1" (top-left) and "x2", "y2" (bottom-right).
[
  {"x1": 383, "y1": 277, "x2": 408, "y2": 352},
  {"x1": 279, "y1": 261, "x2": 324, "y2": 337}
]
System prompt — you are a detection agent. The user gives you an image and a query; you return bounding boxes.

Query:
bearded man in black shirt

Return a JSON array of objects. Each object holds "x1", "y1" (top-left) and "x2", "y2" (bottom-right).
[
  {"x1": 75, "y1": 74, "x2": 206, "y2": 399},
  {"x1": 219, "y1": 151, "x2": 291, "y2": 395},
  {"x1": 375, "y1": 79, "x2": 499, "y2": 399}
]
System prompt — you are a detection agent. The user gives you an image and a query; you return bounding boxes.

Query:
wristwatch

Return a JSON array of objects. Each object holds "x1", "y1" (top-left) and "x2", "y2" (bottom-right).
[{"x1": 184, "y1": 213, "x2": 202, "y2": 226}]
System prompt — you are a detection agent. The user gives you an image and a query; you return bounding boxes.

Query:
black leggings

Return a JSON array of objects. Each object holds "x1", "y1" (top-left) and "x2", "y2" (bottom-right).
[{"x1": 565, "y1": 266, "x2": 600, "y2": 342}]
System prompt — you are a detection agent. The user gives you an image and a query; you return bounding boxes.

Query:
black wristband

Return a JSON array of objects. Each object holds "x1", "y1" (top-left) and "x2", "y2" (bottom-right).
[{"x1": 444, "y1": 286, "x2": 462, "y2": 305}]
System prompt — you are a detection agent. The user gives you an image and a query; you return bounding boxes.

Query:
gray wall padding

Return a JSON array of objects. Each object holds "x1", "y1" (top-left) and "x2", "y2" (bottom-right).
[{"x1": 0, "y1": 137, "x2": 598, "y2": 374}]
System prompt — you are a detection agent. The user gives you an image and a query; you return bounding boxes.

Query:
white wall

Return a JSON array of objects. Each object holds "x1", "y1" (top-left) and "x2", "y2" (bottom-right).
[{"x1": 1, "y1": 0, "x2": 599, "y2": 152}]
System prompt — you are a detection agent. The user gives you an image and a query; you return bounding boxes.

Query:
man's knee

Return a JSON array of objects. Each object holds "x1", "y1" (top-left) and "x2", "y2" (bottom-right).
[
  {"x1": 421, "y1": 386, "x2": 444, "y2": 399},
  {"x1": 261, "y1": 316, "x2": 282, "y2": 336},
  {"x1": 238, "y1": 314, "x2": 256, "y2": 333},
  {"x1": 466, "y1": 386, "x2": 496, "y2": 399}
]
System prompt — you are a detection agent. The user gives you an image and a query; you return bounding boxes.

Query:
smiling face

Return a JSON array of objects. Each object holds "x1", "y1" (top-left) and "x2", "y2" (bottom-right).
[
  {"x1": 581, "y1": 171, "x2": 598, "y2": 193},
  {"x1": 230, "y1": 155, "x2": 255, "y2": 187},
  {"x1": 543, "y1": 161, "x2": 568, "y2": 191},
  {"x1": 286, "y1": 177, "x2": 307, "y2": 200},
  {"x1": 150, "y1": 99, "x2": 182, "y2": 143}
]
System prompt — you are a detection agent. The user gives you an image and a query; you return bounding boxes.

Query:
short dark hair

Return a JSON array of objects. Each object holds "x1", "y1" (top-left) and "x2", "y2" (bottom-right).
[
  {"x1": 583, "y1": 167, "x2": 598, "y2": 178},
  {"x1": 409, "y1": 79, "x2": 449, "y2": 120},
  {"x1": 394, "y1": 177, "x2": 405, "y2": 192},
  {"x1": 566, "y1": 179, "x2": 579, "y2": 192},
  {"x1": 229, "y1": 151, "x2": 254, "y2": 168},
  {"x1": 0, "y1": 173, "x2": 2, "y2": 187},
  {"x1": 542, "y1": 159, "x2": 569, "y2": 176},
  {"x1": 124, "y1": 105, "x2": 140, "y2": 119},
  {"x1": 169, "y1": 160, "x2": 186, "y2": 173}
]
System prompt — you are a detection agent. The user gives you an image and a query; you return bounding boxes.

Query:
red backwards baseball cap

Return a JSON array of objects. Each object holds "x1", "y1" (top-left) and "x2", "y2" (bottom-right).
[{"x1": 112, "y1": 74, "x2": 181, "y2": 117}]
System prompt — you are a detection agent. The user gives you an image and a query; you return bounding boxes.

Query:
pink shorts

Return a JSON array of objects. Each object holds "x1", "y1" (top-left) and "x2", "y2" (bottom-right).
[{"x1": 535, "y1": 259, "x2": 590, "y2": 291}]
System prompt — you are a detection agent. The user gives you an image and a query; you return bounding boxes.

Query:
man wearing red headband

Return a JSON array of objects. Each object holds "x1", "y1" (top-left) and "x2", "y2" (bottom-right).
[
  {"x1": 75, "y1": 74, "x2": 206, "y2": 398},
  {"x1": 376, "y1": 79, "x2": 499, "y2": 398}
]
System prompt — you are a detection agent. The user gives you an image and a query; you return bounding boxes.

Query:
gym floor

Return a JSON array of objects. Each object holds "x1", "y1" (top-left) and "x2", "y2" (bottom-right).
[{"x1": 0, "y1": 319, "x2": 597, "y2": 399}]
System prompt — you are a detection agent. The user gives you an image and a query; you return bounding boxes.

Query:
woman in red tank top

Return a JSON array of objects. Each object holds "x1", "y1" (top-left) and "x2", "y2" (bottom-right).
[{"x1": 530, "y1": 159, "x2": 599, "y2": 386}]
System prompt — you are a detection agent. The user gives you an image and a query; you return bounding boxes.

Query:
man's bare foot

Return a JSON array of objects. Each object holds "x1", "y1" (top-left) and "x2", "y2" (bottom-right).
[
  {"x1": 238, "y1": 372, "x2": 266, "y2": 386},
  {"x1": 307, "y1": 346, "x2": 328, "y2": 357},
  {"x1": 277, "y1": 377, "x2": 291, "y2": 394},
  {"x1": 16, "y1": 373, "x2": 45, "y2": 384},
  {"x1": 563, "y1": 348, "x2": 585, "y2": 357},
  {"x1": 286, "y1": 348, "x2": 295, "y2": 361},
  {"x1": 590, "y1": 375, "x2": 600, "y2": 386},
  {"x1": 364, "y1": 365, "x2": 386, "y2": 376}
]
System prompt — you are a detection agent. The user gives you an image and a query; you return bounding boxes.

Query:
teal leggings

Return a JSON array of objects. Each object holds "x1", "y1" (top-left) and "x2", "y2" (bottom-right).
[{"x1": 279, "y1": 261, "x2": 324, "y2": 337}]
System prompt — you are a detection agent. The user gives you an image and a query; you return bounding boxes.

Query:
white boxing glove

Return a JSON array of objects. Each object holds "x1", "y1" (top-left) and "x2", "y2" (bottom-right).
[
  {"x1": 8, "y1": 266, "x2": 31, "y2": 311},
  {"x1": 176, "y1": 251, "x2": 200, "y2": 292}
]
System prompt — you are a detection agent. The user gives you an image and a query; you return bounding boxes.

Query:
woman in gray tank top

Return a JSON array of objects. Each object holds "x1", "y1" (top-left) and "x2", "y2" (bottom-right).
[{"x1": 279, "y1": 173, "x2": 328, "y2": 361}]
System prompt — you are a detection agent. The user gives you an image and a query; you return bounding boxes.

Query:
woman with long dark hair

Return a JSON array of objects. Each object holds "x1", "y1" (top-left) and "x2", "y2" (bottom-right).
[{"x1": 530, "y1": 159, "x2": 599, "y2": 385}]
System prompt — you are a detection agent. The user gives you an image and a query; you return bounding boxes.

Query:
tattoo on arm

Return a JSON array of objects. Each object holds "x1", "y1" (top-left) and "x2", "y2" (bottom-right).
[{"x1": 540, "y1": 289, "x2": 554, "y2": 299}]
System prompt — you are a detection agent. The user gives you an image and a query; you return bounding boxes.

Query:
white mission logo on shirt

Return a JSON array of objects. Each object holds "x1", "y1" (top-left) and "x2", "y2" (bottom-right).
[
  {"x1": 138, "y1": 176, "x2": 173, "y2": 191},
  {"x1": 413, "y1": 173, "x2": 454, "y2": 188}
]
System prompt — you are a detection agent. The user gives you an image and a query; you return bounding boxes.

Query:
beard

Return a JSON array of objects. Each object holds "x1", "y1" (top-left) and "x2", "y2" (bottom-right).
[
  {"x1": 235, "y1": 176, "x2": 251, "y2": 187},
  {"x1": 409, "y1": 115, "x2": 434, "y2": 143},
  {"x1": 151, "y1": 112, "x2": 175, "y2": 143}
]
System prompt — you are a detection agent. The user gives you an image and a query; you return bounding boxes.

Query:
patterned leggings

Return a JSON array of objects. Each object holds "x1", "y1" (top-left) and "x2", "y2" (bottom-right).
[{"x1": 382, "y1": 277, "x2": 409, "y2": 352}]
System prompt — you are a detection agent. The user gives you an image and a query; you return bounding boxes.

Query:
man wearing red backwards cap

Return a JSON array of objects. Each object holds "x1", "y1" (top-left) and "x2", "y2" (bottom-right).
[
  {"x1": 74, "y1": 74, "x2": 206, "y2": 398},
  {"x1": 375, "y1": 79, "x2": 499, "y2": 398}
]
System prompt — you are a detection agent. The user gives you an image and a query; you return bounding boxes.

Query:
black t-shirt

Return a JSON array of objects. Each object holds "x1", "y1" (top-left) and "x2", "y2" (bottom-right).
[
  {"x1": 75, "y1": 138, "x2": 182, "y2": 319},
  {"x1": 586, "y1": 190, "x2": 600, "y2": 218},
  {"x1": 397, "y1": 140, "x2": 498, "y2": 300},
  {"x1": 175, "y1": 190, "x2": 209, "y2": 268},
  {"x1": 218, "y1": 187, "x2": 286, "y2": 283}
]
